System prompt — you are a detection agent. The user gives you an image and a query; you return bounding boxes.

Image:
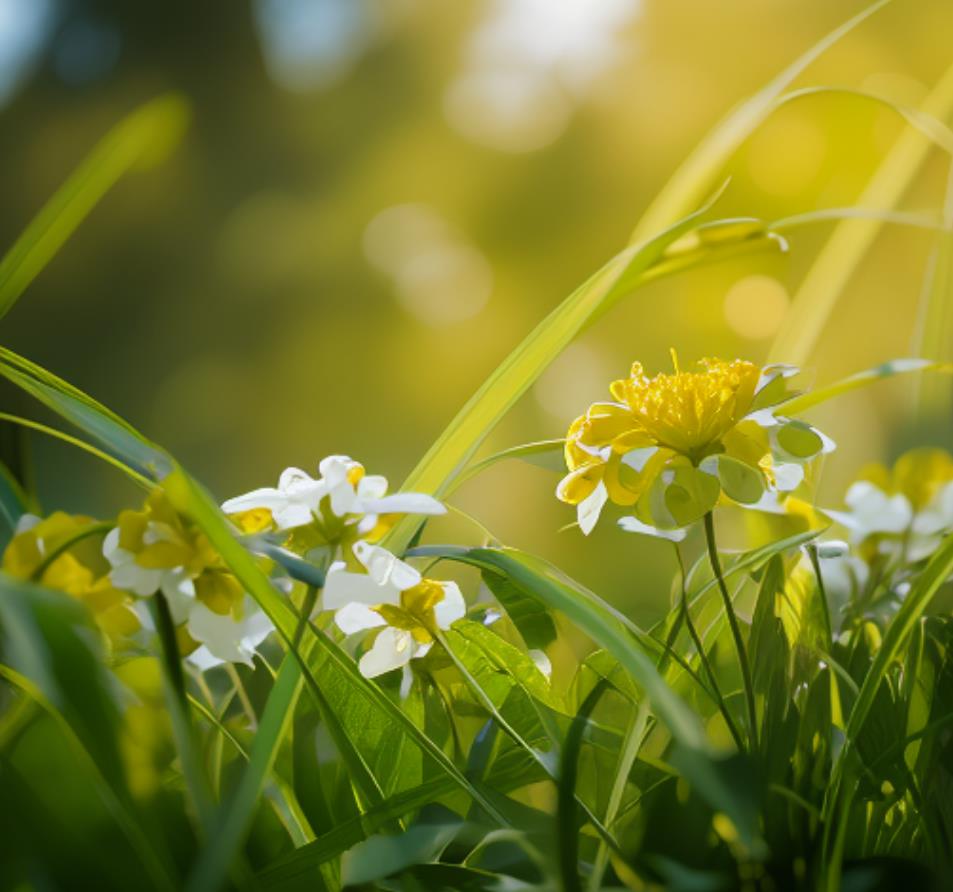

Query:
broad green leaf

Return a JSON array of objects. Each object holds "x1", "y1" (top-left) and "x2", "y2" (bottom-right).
[
  {"x1": 0, "y1": 94, "x2": 189, "y2": 322},
  {"x1": 341, "y1": 816, "x2": 461, "y2": 886},
  {"x1": 256, "y1": 747, "x2": 543, "y2": 889},
  {"x1": 775, "y1": 420, "x2": 823, "y2": 460},
  {"x1": 702, "y1": 454, "x2": 765, "y2": 505},
  {"x1": 481, "y1": 568, "x2": 558, "y2": 650}
]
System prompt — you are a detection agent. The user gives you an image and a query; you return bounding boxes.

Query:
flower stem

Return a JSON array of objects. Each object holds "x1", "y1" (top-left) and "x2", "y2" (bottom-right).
[
  {"x1": 703, "y1": 512, "x2": 758, "y2": 751},
  {"x1": 672, "y1": 543, "x2": 745, "y2": 751}
]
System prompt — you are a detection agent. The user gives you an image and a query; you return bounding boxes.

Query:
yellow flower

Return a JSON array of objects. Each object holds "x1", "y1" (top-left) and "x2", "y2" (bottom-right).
[
  {"x1": 557, "y1": 353, "x2": 831, "y2": 533},
  {"x1": 3, "y1": 513, "x2": 140, "y2": 641},
  {"x1": 105, "y1": 491, "x2": 244, "y2": 619}
]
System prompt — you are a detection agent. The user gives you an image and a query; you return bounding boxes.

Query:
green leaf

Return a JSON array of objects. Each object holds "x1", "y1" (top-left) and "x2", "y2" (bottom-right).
[
  {"x1": 659, "y1": 465, "x2": 721, "y2": 527},
  {"x1": 0, "y1": 347, "x2": 169, "y2": 480},
  {"x1": 481, "y1": 569, "x2": 558, "y2": 650},
  {"x1": 341, "y1": 816, "x2": 461, "y2": 886},
  {"x1": 0, "y1": 94, "x2": 189, "y2": 322},
  {"x1": 453, "y1": 439, "x2": 566, "y2": 493},
  {"x1": 0, "y1": 461, "x2": 29, "y2": 549},
  {"x1": 702, "y1": 454, "x2": 765, "y2": 505},
  {"x1": 0, "y1": 574, "x2": 176, "y2": 890},
  {"x1": 774, "y1": 420, "x2": 823, "y2": 460}
]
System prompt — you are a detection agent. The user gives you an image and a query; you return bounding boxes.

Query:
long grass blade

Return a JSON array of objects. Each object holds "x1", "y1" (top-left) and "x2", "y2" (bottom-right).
[
  {"x1": 0, "y1": 94, "x2": 189, "y2": 322},
  {"x1": 769, "y1": 58, "x2": 953, "y2": 365},
  {"x1": 628, "y1": 0, "x2": 889, "y2": 244}
]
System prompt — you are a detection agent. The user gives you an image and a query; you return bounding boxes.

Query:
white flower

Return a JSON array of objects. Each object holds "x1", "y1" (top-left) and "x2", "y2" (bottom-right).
[
  {"x1": 356, "y1": 581, "x2": 465, "y2": 679},
  {"x1": 221, "y1": 454, "x2": 446, "y2": 533},
  {"x1": 186, "y1": 596, "x2": 274, "y2": 669},
  {"x1": 839, "y1": 481, "x2": 913, "y2": 541},
  {"x1": 221, "y1": 466, "x2": 326, "y2": 530},
  {"x1": 103, "y1": 526, "x2": 195, "y2": 612},
  {"x1": 321, "y1": 541, "x2": 465, "y2": 680}
]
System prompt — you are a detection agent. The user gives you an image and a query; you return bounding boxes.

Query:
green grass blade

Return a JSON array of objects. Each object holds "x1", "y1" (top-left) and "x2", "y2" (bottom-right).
[
  {"x1": 628, "y1": 0, "x2": 889, "y2": 244},
  {"x1": 769, "y1": 58, "x2": 953, "y2": 366},
  {"x1": 558, "y1": 679, "x2": 610, "y2": 892},
  {"x1": 0, "y1": 94, "x2": 189, "y2": 322},
  {"x1": 913, "y1": 159, "x2": 953, "y2": 416}
]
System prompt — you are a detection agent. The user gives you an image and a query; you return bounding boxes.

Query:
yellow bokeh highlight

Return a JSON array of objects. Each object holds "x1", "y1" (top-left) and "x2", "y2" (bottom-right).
[{"x1": 723, "y1": 275, "x2": 790, "y2": 340}]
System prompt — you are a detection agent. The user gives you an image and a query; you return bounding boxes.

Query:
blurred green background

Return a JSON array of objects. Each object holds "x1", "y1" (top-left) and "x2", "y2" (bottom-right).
[{"x1": 3, "y1": 0, "x2": 952, "y2": 624}]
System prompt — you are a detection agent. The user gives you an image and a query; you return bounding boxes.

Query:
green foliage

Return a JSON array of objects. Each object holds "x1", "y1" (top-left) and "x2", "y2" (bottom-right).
[{"x1": 7, "y1": 7, "x2": 953, "y2": 889}]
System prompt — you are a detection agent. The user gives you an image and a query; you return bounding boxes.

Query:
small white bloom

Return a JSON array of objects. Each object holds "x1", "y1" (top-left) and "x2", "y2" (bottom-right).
[
  {"x1": 529, "y1": 648, "x2": 552, "y2": 679},
  {"x1": 186, "y1": 596, "x2": 274, "y2": 668},
  {"x1": 843, "y1": 481, "x2": 913, "y2": 540},
  {"x1": 102, "y1": 527, "x2": 195, "y2": 611},
  {"x1": 221, "y1": 466, "x2": 326, "y2": 530},
  {"x1": 222, "y1": 454, "x2": 446, "y2": 533}
]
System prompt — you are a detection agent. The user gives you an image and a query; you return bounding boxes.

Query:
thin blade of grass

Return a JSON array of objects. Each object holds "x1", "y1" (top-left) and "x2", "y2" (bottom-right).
[
  {"x1": 769, "y1": 58, "x2": 953, "y2": 366},
  {"x1": 628, "y1": 0, "x2": 890, "y2": 244},
  {"x1": 0, "y1": 94, "x2": 189, "y2": 322}
]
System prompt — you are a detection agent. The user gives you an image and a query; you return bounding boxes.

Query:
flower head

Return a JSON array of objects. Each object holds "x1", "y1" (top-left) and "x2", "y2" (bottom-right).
[
  {"x1": 831, "y1": 448, "x2": 953, "y2": 562},
  {"x1": 321, "y1": 541, "x2": 465, "y2": 681},
  {"x1": 221, "y1": 454, "x2": 445, "y2": 542},
  {"x1": 3, "y1": 512, "x2": 140, "y2": 641},
  {"x1": 104, "y1": 491, "x2": 272, "y2": 667},
  {"x1": 557, "y1": 353, "x2": 832, "y2": 533}
]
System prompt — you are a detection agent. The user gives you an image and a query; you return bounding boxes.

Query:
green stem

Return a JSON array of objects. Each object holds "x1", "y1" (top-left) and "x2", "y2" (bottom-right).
[
  {"x1": 673, "y1": 543, "x2": 745, "y2": 751},
  {"x1": 30, "y1": 521, "x2": 113, "y2": 581},
  {"x1": 150, "y1": 592, "x2": 215, "y2": 833},
  {"x1": 806, "y1": 544, "x2": 835, "y2": 647},
  {"x1": 703, "y1": 512, "x2": 758, "y2": 751}
]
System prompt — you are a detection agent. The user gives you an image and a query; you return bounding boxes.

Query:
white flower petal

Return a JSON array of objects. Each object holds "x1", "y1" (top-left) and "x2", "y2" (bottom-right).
[
  {"x1": 187, "y1": 603, "x2": 255, "y2": 666},
  {"x1": 359, "y1": 493, "x2": 446, "y2": 516},
  {"x1": 271, "y1": 502, "x2": 316, "y2": 530},
  {"x1": 334, "y1": 602, "x2": 387, "y2": 634},
  {"x1": 845, "y1": 482, "x2": 912, "y2": 537},
  {"x1": 318, "y1": 455, "x2": 354, "y2": 486},
  {"x1": 617, "y1": 516, "x2": 687, "y2": 542},
  {"x1": 160, "y1": 569, "x2": 196, "y2": 623},
  {"x1": 528, "y1": 648, "x2": 552, "y2": 679},
  {"x1": 328, "y1": 481, "x2": 358, "y2": 517},
  {"x1": 621, "y1": 446, "x2": 659, "y2": 473},
  {"x1": 221, "y1": 487, "x2": 288, "y2": 515},
  {"x1": 352, "y1": 541, "x2": 421, "y2": 590},
  {"x1": 14, "y1": 514, "x2": 42, "y2": 536},
  {"x1": 773, "y1": 462, "x2": 805, "y2": 492},
  {"x1": 577, "y1": 482, "x2": 607, "y2": 536},
  {"x1": 815, "y1": 540, "x2": 849, "y2": 559},
  {"x1": 110, "y1": 561, "x2": 163, "y2": 597},
  {"x1": 357, "y1": 475, "x2": 389, "y2": 501},
  {"x1": 433, "y1": 581, "x2": 466, "y2": 630},
  {"x1": 358, "y1": 627, "x2": 415, "y2": 678},
  {"x1": 322, "y1": 566, "x2": 402, "y2": 609},
  {"x1": 102, "y1": 527, "x2": 122, "y2": 562}
]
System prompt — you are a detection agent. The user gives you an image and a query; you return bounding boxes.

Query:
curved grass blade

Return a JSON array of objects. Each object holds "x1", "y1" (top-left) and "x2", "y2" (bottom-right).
[
  {"x1": 559, "y1": 679, "x2": 610, "y2": 892},
  {"x1": 781, "y1": 358, "x2": 953, "y2": 415},
  {"x1": 769, "y1": 57, "x2": 953, "y2": 366},
  {"x1": 628, "y1": 0, "x2": 889, "y2": 243},
  {"x1": 0, "y1": 94, "x2": 189, "y2": 322},
  {"x1": 0, "y1": 347, "x2": 169, "y2": 480}
]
